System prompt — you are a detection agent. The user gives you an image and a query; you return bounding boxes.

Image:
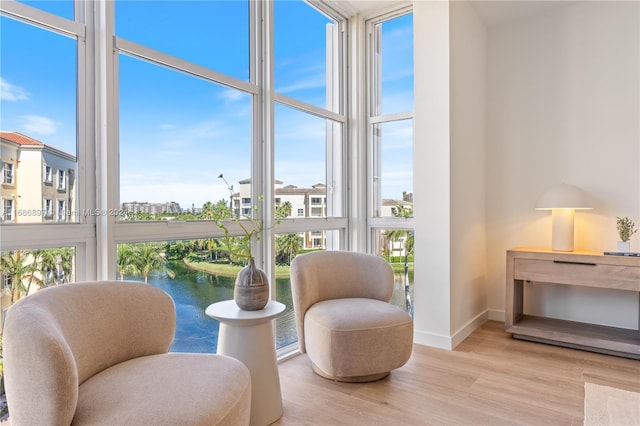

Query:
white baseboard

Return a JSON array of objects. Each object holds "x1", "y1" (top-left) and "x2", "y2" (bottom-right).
[
  {"x1": 488, "y1": 309, "x2": 505, "y2": 322},
  {"x1": 413, "y1": 310, "x2": 491, "y2": 350},
  {"x1": 451, "y1": 310, "x2": 489, "y2": 348},
  {"x1": 413, "y1": 329, "x2": 455, "y2": 350}
]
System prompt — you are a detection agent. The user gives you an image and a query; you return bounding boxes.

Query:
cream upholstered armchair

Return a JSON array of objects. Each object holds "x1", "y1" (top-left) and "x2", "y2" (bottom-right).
[
  {"x1": 3, "y1": 280, "x2": 251, "y2": 425},
  {"x1": 290, "y1": 251, "x2": 413, "y2": 382}
]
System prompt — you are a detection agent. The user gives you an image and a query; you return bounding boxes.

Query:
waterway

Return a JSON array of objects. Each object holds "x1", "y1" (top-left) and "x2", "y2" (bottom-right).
[
  {"x1": 139, "y1": 260, "x2": 412, "y2": 353},
  {"x1": 138, "y1": 261, "x2": 298, "y2": 353}
]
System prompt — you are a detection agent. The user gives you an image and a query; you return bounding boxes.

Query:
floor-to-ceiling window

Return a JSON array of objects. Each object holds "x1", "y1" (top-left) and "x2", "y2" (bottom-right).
[
  {"x1": 112, "y1": 0, "x2": 349, "y2": 353},
  {"x1": 272, "y1": 0, "x2": 347, "y2": 352},
  {"x1": 0, "y1": 0, "x2": 95, "y2": 327},
  {"x1": 0, "y1": 0, "x2": 413, "y2": 354},
  {"x1": 111, "y1": 1, "x2": 260, "y2": 352},
  {"x1": 367, "y1": 9, "x2": 415, "y2": 315}
]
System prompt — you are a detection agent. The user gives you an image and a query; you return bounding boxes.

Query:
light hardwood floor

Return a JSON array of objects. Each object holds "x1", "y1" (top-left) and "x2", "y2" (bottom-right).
[{"x1": 274, "y1": 321, "x2": 640, "y2": 426}]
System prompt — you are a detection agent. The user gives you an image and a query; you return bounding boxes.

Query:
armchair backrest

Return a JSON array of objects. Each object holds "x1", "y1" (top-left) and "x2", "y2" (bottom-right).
[
  {"x1": 290, "y1": 251, "x2": 394, "y2": 353},
  {"x1": 3, "y1": 281, "x2": 176, "y2": 425}
]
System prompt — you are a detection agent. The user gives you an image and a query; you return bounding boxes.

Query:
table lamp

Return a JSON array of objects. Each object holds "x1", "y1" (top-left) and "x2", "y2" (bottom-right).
[{"x1": 535, "y1": 184, "x2": 592, "y2": 252}]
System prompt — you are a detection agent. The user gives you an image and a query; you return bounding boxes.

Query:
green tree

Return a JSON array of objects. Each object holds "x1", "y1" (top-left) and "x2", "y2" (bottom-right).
[
  {"x1": 117, "y1": 244, "x2": 138, "y2": 280},
  {"x1": 52, "y1": 247, "x2": 73, "y2": 284},
  {"x1": 0, "y1": 251, "x2": 41, "y2": 303},
  {"x1": 165, "y1": 240, "x2": 191, "y2": 260},
  {"x1": 275, "y1": 233, "x2": 301, "y2": 265},
  {"x1": 393, "y1": 204, "x2": 413, "y2": 219},
  {"x1": 276, "y1": 201, "x2": 292, "y2": 219},
  {"x1": 200, "y1": 199, "x2": 232, "y2": 221},
  {"x1": 32, "y1": 248, "x2": 58, "y2": 287},
  {"x1": 382, "y1": 204, "x2": 414, "y2": 261},
  {"x1": 131, "y1": 243, "x2": 174, "y2": 283}
]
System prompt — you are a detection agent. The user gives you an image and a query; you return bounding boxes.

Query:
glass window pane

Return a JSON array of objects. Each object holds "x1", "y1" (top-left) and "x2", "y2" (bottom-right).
[
  {"x1": 115, "y1": 0, "x2": 249, "y2": 81},
  {"x1": 372, "y1": 229, "x2": 413, "y2": 315},
  {"x1": 1, "y1": 247, "x2": 76, "y2": 326},
  {"x1": 274, "y1": 232, "x2": 304, "y2": 349},
  {"x1": 0, "y1": 17, "x2": 78, "y2": 223},
  {"x1": 275, "y1": 104, "x2": 342, "y2": 218},
  {"x1": 17, "y1": 1, "x2": 74, "y2": 20},
  {"x1": 118, "y1": 55, "x2": 251, "y2": 218},
  {"x1": 274, "y1": 1, "x2": 339, "y2": 111},
  {"x1": 274, "y1": 230, "x2": 341, "y2": 349},
  {"x1": 372, "y1": 120, "x2": 413, "y2": 218},
  {"x1": 381, "y1": 13, "x2": 414, "y2": 115},
  {"x1": 117, "y1": 240, "x2": 237, "y2": 353},
  {"x1": 119, "y1": 238, "x2": 318, "y2": 353}
]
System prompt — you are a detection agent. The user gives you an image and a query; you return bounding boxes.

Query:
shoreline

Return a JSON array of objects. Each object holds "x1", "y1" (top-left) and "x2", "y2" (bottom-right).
[
  {"x1": 181, "y1": 256, "x2": 413, "y2": 278},
  {"x1": 182, "y1": 257, "x2": 292, "y2": 278}
]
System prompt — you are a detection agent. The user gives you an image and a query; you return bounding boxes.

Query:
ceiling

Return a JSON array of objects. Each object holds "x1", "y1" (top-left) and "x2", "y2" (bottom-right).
[{"x1": 331, "y1": 0, "x2": 581, "y2": 26}]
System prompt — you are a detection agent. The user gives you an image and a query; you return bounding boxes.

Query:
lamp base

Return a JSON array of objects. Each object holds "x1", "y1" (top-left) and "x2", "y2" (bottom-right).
[{"x1": 551, "y1": 209, "x2": 575, "y2": 252}]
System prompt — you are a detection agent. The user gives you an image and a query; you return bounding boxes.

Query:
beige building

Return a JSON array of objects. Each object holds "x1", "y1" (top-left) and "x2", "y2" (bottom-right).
[
  {"x1": 236, "y1": 179, "x2": 412, "y2": 250},
  {"x1": 0, "y1": 132, "x2": 77, "y2": 224}
]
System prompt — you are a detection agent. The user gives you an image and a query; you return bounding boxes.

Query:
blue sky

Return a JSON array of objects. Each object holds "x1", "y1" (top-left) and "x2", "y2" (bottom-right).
[{"x1": 1, "y1": 1, "x2": 413, "y2": 209}]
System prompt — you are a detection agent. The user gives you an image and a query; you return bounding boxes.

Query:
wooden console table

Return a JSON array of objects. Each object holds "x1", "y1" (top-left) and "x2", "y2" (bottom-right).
[{"x1": 505, "y1": 247, "x2": 640, "y2": 359}]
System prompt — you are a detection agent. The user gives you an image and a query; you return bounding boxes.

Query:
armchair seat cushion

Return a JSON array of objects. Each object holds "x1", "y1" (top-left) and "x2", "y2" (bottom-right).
[
  {"x1": 304, "y1": 298, "x2": 413, "y2": 381},
  {"x1": 74, "y1": 353, "x2": 251, "y2": 426}
]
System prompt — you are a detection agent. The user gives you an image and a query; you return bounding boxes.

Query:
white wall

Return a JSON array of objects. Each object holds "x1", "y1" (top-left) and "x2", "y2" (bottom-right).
[
  {"x1": 413, "y1": 0, "x2": 453, "y2": 348},
  {"x1": 449, "y1": 1, "x2": 489, "y2": 344},
  {"x1": 413, "y1": 0, "x2": 488, "y2": 348},
  {"x1": 486, "y1": 1, "x2": 640, "y2": 328},
  {"x1": 414, "y1": 0, "x2": 638, "y2": 349}
]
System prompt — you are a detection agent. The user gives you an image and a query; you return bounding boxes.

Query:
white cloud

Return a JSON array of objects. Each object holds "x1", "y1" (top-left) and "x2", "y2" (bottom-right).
[
  {"x1": 1, "y1": 78, "x2": 29, "y2": 101},
  {"x1": 220, "y1": 89, "x2": 246, "y2": 103},
  {"x1": 21, "y1": 115, "x2": 62, "y2": 135},
  {"x1": 276, "y1": 73, "x2": 326, "y2": 94}
]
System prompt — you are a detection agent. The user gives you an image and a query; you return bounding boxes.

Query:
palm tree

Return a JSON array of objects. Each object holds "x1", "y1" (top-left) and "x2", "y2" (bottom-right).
[
  {"x1": 165, "y1": 240, "x2": 189, "y2": 260},
  {"x1": 276, "y1": 233, "x2": 301, "y2": 265},
  {"x1": 276, "y1": 201, "x2": 292, "y2": 219},
  {"x1": 117, "y1": 244, "x2": 138, "y2": 280},
  {"x1": 32, "y1": 248, "x2": 59, "y2": 287},
  {"x1": 56, "y1": 248, "x2": 74, "y2": 283},
  {"x1": 382, "y1": 204, "x2": 414, "y2": 261},
  {"x1": 382, "y1": 229, "x2": 405, "y2": 261},
  {"x1": 200, "y1": 199, "x2": 232, "y2": 221},
  {"x1": 133, "y1": 243, "x2": 174, "y2": 283},
  {"x1": 0, "y1": 251, "x2": 41, "y2": 303},
  {"x1": 392, "y1": 204, "x2": 412, "y2": 221}
]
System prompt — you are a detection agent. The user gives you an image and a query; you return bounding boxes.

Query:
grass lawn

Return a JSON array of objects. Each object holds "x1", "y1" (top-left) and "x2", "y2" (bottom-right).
[{"x1": 184, "y1": 257, "x2": 291, "y2": 278}]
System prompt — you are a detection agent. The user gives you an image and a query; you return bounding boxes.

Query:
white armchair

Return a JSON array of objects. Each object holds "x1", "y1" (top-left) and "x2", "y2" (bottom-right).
[
  {"x1": 290, "y1": 251, "x2": 413, "y2": 382},
  {"x1": 3, "y1": 280, "x2": 251, "y2": 425}
]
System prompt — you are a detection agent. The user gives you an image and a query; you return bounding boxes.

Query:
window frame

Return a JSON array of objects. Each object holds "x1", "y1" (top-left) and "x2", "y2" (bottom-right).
[
  {"x1": 0, "y1": 0, "x2": 96, "y2": 281},
  {"x1": 57, "y1": 199, "x2": 66, "y2": 222},
  {"x1": 271, "y1": 2, "x2": 349, "y2": 264},
  {"x1": 108, "y1": 1, "x2": 350, "y2": 283},
  {"x1": 57, "y1": 169, "x2": 66, "y2": 191},
  {"x1": 0, "y1": 0, "x2": 416, "y2": 355},
  {"x1": 2, "y1": 162, "x2": 14, "y2": 185},
  {"x1": 44, "y1": 164, "x2": 53, "y2": 184},
  {"x1": 43, "y1": 197, "x2": 53, "y2": 218},
  {"x1": 2, "y1": 198, "x2": 14, "y2": 222},
  {"x1": 365, "y1": 8, "x2": 415, "y2": 251}
]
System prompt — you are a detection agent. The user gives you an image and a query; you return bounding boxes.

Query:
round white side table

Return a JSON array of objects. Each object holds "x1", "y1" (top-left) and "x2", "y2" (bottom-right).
[{"x1": 205, "y1": 299, "x2": 285, "y2": 426}]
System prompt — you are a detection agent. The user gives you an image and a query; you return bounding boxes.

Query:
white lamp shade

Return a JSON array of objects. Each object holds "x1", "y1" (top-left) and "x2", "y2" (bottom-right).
[{"x1": 534, "y1": 184, "x2": 592, "y2": 210}]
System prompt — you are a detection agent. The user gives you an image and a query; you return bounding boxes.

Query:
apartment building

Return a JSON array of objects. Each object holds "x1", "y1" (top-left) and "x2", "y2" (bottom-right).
[
  {"x1": 236, "y1": 179, "x2": 413, "y2": 251},
  {"x1": 0, "y1": 132, "x2": 76, "y2": 224}
]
